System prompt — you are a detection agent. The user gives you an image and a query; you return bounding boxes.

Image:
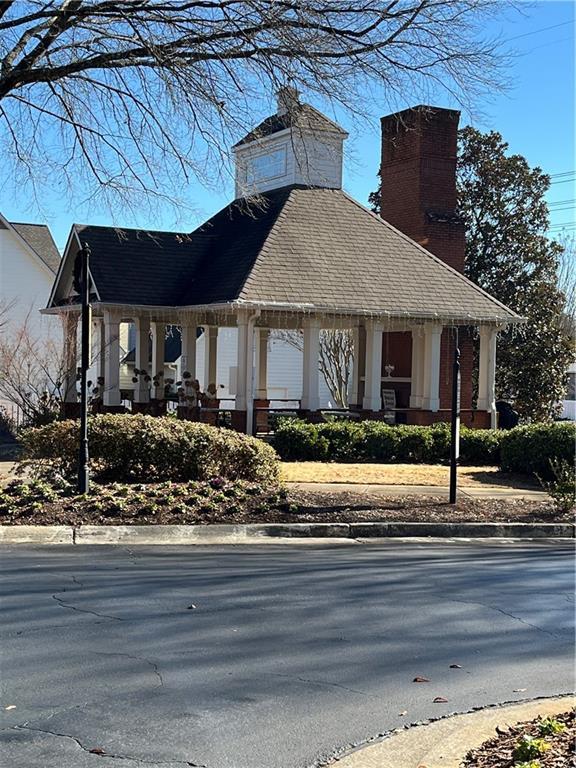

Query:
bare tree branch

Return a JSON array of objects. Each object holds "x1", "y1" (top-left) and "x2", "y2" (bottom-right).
[
  {"x1": 271, "y1": 328, "x2": 354, "y2": 407},
  {"x1": 0, "y1": 0, "x2": 514, "y2": 214}
]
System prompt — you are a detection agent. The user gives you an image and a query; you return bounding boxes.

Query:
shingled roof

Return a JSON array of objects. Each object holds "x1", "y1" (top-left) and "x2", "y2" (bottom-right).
[
  {"x1": 234, "y1": 103, "x2": 347, "y2": 147},
  {"x1": 54, "y1": 186, "x2": 519, "y2": 324},
  {"x1": 11, "y1": 222, "x2": 60, "y2": 273}
]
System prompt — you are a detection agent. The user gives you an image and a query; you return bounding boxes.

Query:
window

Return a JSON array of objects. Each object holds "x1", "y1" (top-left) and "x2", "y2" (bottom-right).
[{"x1": 246, "y1": 147, "x2": 287, "y2": 184}]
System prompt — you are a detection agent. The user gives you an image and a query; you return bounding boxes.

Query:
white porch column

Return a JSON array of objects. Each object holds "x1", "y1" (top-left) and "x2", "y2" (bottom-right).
[
  {"x1": 362, "y1": 321, "x2": 383, "y2": 411},
  {"x1": 349, "y1": 326, "x2": 363, "y2": 407},
  {"x1": 409, "y1": 327, "x2": 425, "y2": 408},
  {"x1": 203, "y1": 326, "x2": 218, "y2": 389},
  {"x1": 63, "y1": 312, "x2": 79, "y2": 403},
  {"x1": 301, "y1": 318, "x2": 321, "y2": 411},
  {"x1": 95, "y1": 319, "x2": 105, "y2": 379},
  {"x1": 103, "y1": 310, "x2": 122, "y2": 407},
  {"x1": 255, "y1": 328, "x2": 269, "y2": 399},
  {"x1": 134, "y1": 317, "x2": 150, "y2": 403},
  {"x1": 151, "y1": 322, "x2": 165, "y2": 399},
  {"x1": 236, "y1": 314, "x2": 249, "y2": 411},
  {"x1": 421, "y1": 324, "x2": 442, "y2": 412},
  {"x1": 478, "y1": 326, "x2": 498, "y2": 428},
  {"x1": 180, "y1": 319, "x2": 197, "y2": 379}
]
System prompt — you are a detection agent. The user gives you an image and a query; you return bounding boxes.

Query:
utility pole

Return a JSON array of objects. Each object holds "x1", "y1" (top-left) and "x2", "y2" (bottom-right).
[
  {"x1": 74, "y1": 243, "x2": 91, "y2": 495},
  {"x1": 449, "y1": 327, "x2": 461, "y2": 504}
]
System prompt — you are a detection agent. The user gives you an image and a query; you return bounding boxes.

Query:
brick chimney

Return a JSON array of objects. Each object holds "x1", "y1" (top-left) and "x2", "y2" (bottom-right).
[{"x1": 379, "y1": 105, "x2": 465, "y2": 272}]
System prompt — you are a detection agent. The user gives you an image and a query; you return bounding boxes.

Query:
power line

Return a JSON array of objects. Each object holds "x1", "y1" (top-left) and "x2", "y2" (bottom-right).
[
  {"x1": 505, "y1": 19, "x2": 574, "y2": 42},
  {"x1": 550, "y1": 171, "x2": 575, "y2": 179},
  {"x1": 548, "y1": 199, "x2": 576, "y2": 206}
]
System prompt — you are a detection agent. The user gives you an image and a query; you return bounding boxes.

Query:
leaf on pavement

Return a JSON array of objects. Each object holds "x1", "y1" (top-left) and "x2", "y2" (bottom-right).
[
  {"x1": 513, "y1": 688, "x2": 527, "y2": 692},
  {"x1": 89, "y1": 748, "x2": 106, "y2": 755},
  {"x1": 187, "y1": 604, "x2": 197, "y2": 610},
  {"x1": 449, "y1": 664, "x2": 462, "y2": 668},
  {"x1": 413, "y1": 676, "x2": 430, "y2": 683},
  {"x1": 4, "y1": 705, "x2": 16, "y2": 710},
  {"x1": 399, "y1": 710, "x2": 408, "y2": 716},
  {"x1": 433, "y1": 696, "x2": 449, "y2": 703}
]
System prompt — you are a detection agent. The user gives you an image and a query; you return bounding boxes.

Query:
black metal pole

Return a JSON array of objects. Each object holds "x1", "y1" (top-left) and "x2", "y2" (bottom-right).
[
  {"x1": 78, "y1": 243, "x2": 91, "y2": 495},
  {"x1": 449, "y1": 327, "x2": 461, "y2": 504}
]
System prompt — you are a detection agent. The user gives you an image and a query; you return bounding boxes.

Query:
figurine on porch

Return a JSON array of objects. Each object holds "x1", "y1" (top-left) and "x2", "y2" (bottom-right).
[{"x1": 201, "y1": 383, "x2": 220, "y2": 408}]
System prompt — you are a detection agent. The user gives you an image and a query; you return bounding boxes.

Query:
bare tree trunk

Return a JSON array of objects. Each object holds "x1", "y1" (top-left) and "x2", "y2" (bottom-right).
[{"x1": 271, "y1": 328, "x2": 354, "y2": 407}]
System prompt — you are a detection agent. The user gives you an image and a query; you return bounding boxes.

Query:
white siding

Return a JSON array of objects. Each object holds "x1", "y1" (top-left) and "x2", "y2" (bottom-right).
[
  {"x1": 0, "y1": 228, "x2": 55, "y2": 331},
  {"x1": 0, "y1": 227, "x2": 61, "y2": 415},
  {"x1": 234, "y1": 129, "x2": 344, "y2": 197},
  {"x1": 196, "y1": 329, "x2": 334, "y2": 407}
]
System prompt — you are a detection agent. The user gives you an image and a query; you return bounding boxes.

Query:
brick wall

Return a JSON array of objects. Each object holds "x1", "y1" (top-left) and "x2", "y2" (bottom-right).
[{"x1": 379, "y1": 105, "x2": 472, "y2": 410}]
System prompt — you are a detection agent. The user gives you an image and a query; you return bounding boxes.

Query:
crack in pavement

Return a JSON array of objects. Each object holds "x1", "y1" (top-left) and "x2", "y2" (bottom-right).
[
  {"x1": 52, "y1": 595, "x2": 123, "y2": 622},
  {"x1": 91, "y1": 652, "x2": 164, "y2": 688},
  {"x1": 446, "y1": 597, "x2": 564, "y2": 639},
  {"x1": 263, "y1": 671, "x2": 372, "y2": 697},
  {"x1": 12, "y1": 725, "x2": 205, "y2": 766}
]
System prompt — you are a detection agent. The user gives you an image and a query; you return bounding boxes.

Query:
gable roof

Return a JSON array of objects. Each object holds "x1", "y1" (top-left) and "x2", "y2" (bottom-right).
[
  {"x1": 234, "y1": 103, "x2": 347, "y2": 148},
  {"x1": 10, "y1": 222, "x2": 60, "y2": 273},
  {"x1": 50, "y1": 186, "x2": 519, "y2": 324}
]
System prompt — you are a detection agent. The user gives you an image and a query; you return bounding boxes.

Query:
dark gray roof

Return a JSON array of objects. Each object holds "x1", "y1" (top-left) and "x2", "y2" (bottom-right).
[
  {"x1": 53, "y1": 186, "x2": 518, "y2": 323},
  {"x1": 234, "y1": 103, "x2": 347, "y2": 147},
  {"x1": 11, "y1": 222, "x2": 60, "y2": 273}
]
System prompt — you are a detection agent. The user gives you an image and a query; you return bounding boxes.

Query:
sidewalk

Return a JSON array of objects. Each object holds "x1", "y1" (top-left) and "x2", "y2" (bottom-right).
[
  {"x1": 333, "y1": 695, "x2": 575, "y2": 768},
  {"x1": 286, "y1": 481, "x2": 547, "y2": 501}
]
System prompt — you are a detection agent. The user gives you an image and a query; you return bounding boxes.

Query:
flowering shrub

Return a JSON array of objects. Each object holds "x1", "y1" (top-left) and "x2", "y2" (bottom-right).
[{"x1": 20, "y1": 414, "x2": 279, "y2": 484}]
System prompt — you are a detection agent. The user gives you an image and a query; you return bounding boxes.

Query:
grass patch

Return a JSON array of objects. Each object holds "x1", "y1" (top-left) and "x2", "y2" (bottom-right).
[{"x1": 280, "y1": 462, "x2": 539, "y2": 489}]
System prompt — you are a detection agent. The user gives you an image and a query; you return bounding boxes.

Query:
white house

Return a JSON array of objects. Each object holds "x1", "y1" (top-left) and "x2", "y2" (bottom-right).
[{"x1": 0, "y1": 213, "x2": 61, "y2": 418}]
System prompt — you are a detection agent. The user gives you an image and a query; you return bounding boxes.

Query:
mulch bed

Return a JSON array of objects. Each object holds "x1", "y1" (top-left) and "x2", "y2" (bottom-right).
[
  {"x1": 0, "y1": 477, "x2": 568, "y2": 525},
  {"x1": 463, "y1": 708, "x2": 575, "y2": 767},
  {"x1": 289, "y1": 488, "x2": 567, "y2": 523}
]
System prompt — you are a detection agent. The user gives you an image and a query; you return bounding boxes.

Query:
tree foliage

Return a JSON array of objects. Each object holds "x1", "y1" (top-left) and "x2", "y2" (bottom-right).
[
  {"x1": 0, "y1": 0, "x2": 509, "y2": 212},
  {"x1": 457, "y1": 127, "x2": 574, "y2": 421}
]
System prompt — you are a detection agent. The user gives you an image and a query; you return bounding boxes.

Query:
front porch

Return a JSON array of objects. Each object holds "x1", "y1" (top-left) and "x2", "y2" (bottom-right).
[{"x1": 57, "y1": 304, "x2": 498, "y2": 434}]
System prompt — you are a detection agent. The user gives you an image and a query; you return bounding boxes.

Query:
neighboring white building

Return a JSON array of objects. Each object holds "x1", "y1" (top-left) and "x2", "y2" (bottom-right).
[
  {"x1": 0, "y1": 213, "x2": 61, "y2": 418},
  {"x1": 0, "y1": 213, "x2": 60, "y2": 329}
]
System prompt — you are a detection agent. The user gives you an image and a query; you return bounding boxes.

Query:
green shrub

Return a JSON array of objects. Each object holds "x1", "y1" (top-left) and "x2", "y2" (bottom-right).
[
  {"x1": 316, "y1": 421, "x2": 365, "y2": 462},
  {"x1": 460, "y1": 425, "x2": 503, "y2": 465},
  {"x1": 393, "y1": 425, "x2": 433, "y2": 462},
  {"x1": 356, "y1": 421, "x2": 398, "y2": 462},
  {"x1": 272, "y1": 418, "x2": 500, "y2": 465},
  {"x1": 20, "y1": 414, "x2": 279, "y2": 484},
  {"x1": 500, "y1": 421, "x2": 576, "y2": 479},
  {"x1": 272, "y1": 418, "x2": 329, "y2": 461}
]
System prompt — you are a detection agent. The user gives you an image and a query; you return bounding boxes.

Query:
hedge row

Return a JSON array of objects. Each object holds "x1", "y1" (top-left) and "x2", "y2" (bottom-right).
[
  {"x1": 272, "y1": 418, "x2": 575, "y2": 477},
  {"x1": 21, "y1": 414, "x2": 279, "y2": 485}
]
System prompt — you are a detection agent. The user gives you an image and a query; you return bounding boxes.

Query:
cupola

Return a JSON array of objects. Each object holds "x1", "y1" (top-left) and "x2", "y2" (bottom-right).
[{"x1": 233, "y1": 88, "x2": 348, "y2": 197}]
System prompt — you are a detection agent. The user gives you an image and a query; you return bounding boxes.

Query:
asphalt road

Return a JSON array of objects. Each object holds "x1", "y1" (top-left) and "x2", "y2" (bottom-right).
[{"x1": 0, "y1": 540, "x2": 574, "y2": 768}]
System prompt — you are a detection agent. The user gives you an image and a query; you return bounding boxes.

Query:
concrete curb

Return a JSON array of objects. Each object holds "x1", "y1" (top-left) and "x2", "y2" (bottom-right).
[
  {"x1": 330, "y1": 694, "x2": 575, "y2": 768},
  {"x1": 0, "y1": 521, "x2": 573, "y2": 544}
]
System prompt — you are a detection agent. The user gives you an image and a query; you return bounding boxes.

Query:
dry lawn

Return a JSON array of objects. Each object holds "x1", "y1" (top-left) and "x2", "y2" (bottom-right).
[{"x1": 280, "y1": 462, "x2": 537, "y2": 490}]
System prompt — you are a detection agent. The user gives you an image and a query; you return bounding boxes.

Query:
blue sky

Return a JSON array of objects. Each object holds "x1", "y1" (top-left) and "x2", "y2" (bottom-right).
[{"x1": 2, "y1": 1, "x2": 574, "y2": 251}]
